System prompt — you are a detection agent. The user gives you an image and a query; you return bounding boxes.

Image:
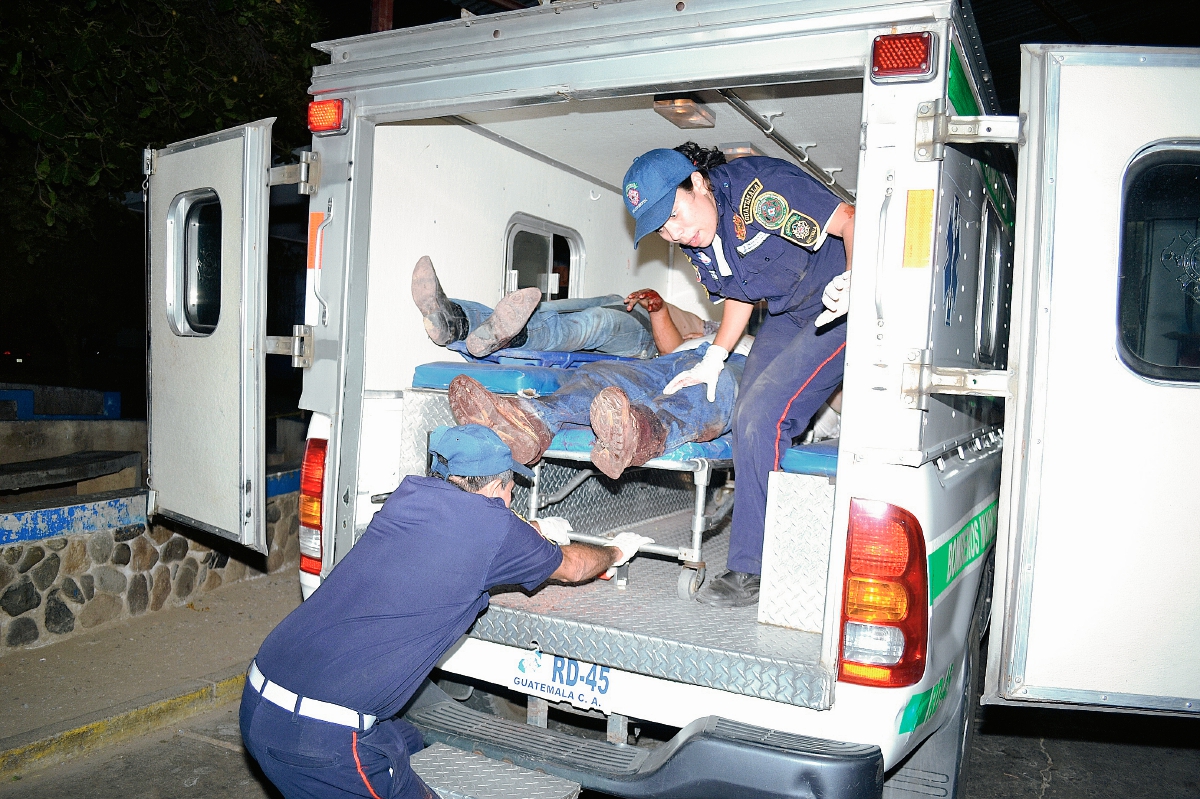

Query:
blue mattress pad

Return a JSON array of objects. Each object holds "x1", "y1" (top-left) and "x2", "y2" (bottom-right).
[
  {"x1": 546, "y1": 428, "x2": 733, "y2": 463},
  {"x1": 779, "y1": 438, "x2": 839, "y2": 477},
  {"x1": 411, "y1": 361, "x2": 565, "y2": 396}
]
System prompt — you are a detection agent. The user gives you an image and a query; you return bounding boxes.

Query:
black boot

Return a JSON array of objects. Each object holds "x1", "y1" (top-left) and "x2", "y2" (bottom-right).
[{"x1": 694, "y1": 570, "x2": 760, "y2": 608}]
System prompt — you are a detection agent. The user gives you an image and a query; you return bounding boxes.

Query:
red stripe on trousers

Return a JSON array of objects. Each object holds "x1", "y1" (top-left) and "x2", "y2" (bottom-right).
[
  {"x1": 352, "y1": 731, "x2": 385, "y2": 799},
  {"x1": 772, "y1": 341, "x2": 846, "y2": 470}
]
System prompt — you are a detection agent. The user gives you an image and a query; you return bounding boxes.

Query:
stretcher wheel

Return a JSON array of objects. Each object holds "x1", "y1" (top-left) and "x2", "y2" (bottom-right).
[{"x1": 677, "y1": 566, "x2": 706, "y2": 601}]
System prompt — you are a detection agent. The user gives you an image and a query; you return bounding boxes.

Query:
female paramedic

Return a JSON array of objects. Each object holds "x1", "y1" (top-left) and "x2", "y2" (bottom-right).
[{"x1": 622, "y1": 143, "x2": 854, "y2": 608}]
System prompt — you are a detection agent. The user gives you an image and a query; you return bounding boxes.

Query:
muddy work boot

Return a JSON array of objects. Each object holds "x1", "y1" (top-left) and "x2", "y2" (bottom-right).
[
  {"x1": 412, "y1": 256, "x2": 469, "y2": 346},
  {"x1": 589, "y1": 387, "x2": 667, "y2": 479},
  {"x1": 448, "y1": 375, "x2": 553, "y2": 465},
  {"x1": 466, "y1": 287, "x2": 541, "y2": 357},
  {"x1": 694, "y1": 570, "x2": 760, "y2": 608}
]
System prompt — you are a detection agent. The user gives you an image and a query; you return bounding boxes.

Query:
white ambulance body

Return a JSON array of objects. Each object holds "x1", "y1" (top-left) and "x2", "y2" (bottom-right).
[{"x1": 142, "y1": 1, "x2": 1199, "y2": 795}]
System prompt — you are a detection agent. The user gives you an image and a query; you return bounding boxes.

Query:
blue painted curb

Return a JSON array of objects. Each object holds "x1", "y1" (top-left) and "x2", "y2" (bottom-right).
[{"x1": 0, "y1": 491, "x2": 148, "y2": 545}]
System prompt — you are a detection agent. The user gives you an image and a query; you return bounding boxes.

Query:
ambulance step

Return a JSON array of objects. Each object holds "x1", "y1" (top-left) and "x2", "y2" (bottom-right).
[{"x1": 411, "y1": 742, "x2": 581, "y2": 799}]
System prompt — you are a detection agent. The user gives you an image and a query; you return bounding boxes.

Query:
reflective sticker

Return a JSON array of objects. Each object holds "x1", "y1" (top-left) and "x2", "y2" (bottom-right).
[
  {"x1": 753, "y1": 191, "x2": 790, "y2": 229},
  {"x1": 733, "y1": 214, "x2": 747, "y2": 241},
  {"x1": 737, "y1": 230, "x2": 771, "y2": 257},
  {"x1": 902, "y1": 189, "x2": 936, "y2": 268},
  {"x1": 898, "y1": 662, "x2": 955, "y2": 734},
  {"x1": 739, "y1": 178, "x2": 763, "y2": 223},
  {"x1": 928, "y1": 500, "x2": 997, "y2": 603},
  {"x1": 780, "y1": 210, "x2": 820, "y2": 247}
]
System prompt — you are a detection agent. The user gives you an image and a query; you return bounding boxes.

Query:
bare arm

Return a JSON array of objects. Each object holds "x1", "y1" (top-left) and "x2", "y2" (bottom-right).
[
  {"x1": 712, "y1": 297, "x2": 754, "y2": 354},
  {"x1": 825, "y1": 203, "x2": 856, "y2": 270},
  {"x1": 549, "y1": 542, "x2": 620, "y2": 584},
  {"x1": 625, "y1": 289, "x2": 685, "y2": 354}
]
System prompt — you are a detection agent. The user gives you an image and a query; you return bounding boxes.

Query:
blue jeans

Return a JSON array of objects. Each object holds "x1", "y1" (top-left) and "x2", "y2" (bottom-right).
[
  {"x1": 453, "y1": 295, "x2": 657, "y2": 358},
  {"x1": 530, "y1": 345, "x2": 744, "y2": 450}
]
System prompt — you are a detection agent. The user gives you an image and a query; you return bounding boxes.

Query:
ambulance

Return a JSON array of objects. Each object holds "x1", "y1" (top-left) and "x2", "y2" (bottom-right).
[{"x1": 141, "y1": 1, "x2": 1200, "y2": 796}]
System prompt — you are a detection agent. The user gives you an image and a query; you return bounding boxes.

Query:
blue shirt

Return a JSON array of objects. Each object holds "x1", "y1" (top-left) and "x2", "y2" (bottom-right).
[
  {"x1": 255, "y1": 475, "x2": 563, "y2": 719},
  {"x1": 681, "y1": 156, "x2": 846, "y2": 317}
]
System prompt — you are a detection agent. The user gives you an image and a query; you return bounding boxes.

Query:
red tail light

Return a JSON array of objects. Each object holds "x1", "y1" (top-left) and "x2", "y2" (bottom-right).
[
  {"x1": 871, "y1": 32, "x2": 935, "y2": 82},
  {"x1": 839, "y1": 499, "x2": 928, "y2": 687},
  {"x1": 299, "y1": 438, "x2": 328, "y2": 575},
  {"x1": 307, "y1": 99, "x2": 346, "y2": 134}
]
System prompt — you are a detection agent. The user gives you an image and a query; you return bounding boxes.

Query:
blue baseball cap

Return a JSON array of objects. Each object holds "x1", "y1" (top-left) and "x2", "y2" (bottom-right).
[
  {"x1": 428, "y1": 424, "x2": 535, "y2": 480},
  {"x1": 622, "y1": 148, "x2": 697, "y2": 248}
]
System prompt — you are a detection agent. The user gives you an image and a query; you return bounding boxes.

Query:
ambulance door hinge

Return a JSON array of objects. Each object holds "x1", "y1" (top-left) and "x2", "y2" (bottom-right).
[
  {"x1": 915, "y1": 99, "x2": 1022, "y2": 162},
  {"x1": 264, "y1": 324, "x2": 315, "y2": 369},
  {"x1": 268, "y1": 151, "x2": 320, "y2": 195},
  {"x1": 902, "y1": 349, "x2": 1013, "y2": 408}
]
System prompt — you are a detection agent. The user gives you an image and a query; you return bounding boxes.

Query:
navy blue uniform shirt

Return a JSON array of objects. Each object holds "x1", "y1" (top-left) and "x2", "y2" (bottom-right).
[
  {"x1": 255, "y1": 475, "x2": 562, "y2": 720},
  {"x1": 681, "y1": 156, "x2": 846, "y2": 317}
]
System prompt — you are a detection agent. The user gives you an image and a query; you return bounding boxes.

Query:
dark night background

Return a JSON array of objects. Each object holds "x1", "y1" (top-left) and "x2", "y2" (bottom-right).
[{"x1": 0, "y1": 0, "x2": 1196, "y2": 421}]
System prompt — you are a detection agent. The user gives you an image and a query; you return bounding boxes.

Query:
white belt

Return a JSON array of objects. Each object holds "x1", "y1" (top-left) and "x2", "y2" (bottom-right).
[{"x1": 248, "y1": 660, "x2": 377, "y2": 730}]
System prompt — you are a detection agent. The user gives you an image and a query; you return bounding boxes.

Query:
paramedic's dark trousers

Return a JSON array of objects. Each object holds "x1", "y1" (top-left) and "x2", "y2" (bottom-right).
[
  {"x1": 727, "y1": 311, "x2": 845, "y2": 575},
  {"x1": 240, "y1": 682, "x2": 434, "y2": 799}
]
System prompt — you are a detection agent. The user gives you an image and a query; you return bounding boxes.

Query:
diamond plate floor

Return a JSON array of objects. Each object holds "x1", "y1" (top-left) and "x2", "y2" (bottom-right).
[{"x1": 471, "y1": 511, "x2": 832, "y2": 709}]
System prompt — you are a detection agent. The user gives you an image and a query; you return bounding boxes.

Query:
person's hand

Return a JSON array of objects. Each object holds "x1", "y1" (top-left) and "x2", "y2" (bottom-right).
[
  {"x1": 815, "y1": 271, "x2": 851, "y2": 327},
  {"x1": 604, "y1": 532, "x2": 655, "y2": 578},
  {"x1": 534, "y1": 516, "x2": 573, "y2": 546},
  {"x1": 624, "y1": 289, "x2": 664, "y2": 313},
  {"x1": 663, "y1": 345, "x2": 728, "y2": 402}
]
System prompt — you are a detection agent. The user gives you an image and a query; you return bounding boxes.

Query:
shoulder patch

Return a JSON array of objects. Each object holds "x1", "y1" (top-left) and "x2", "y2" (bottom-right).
[
  {"x1": 738, "y1": 178, "x2": 763, "y2": 223},
  {"x1": 683, "y1": 253, "x2": 703, "y2": 282},
  {"x1": 780, "y1": 210, "x2": 820, "y2": 247},
  {"x1": 752, "y1": 191, "x2": 790, "y2": 230},
  {"x1": 732, "y1": 214, "x2": 747, "y2": 241}
]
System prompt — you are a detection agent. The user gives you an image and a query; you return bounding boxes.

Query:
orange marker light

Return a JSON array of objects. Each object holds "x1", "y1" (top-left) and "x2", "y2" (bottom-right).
[{"x1": 308, "y1": 99, "x2": 346, "y2": 134}]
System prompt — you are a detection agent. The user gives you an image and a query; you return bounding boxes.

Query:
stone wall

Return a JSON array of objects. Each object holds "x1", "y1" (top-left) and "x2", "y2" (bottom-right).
[{"x1": 0, "y1": 493, "x2": 299, "y2": 653}]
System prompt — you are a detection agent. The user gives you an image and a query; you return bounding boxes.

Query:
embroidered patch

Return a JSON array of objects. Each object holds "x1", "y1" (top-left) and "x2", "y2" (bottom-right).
[
  {"x1": 736, "y1": 230, "x2": 771, "y2": 257},
  {"x1": 696, "y1": 251, "x2": 711, "y2": 265},
  {"x1": 753, "y1": 191, "x2": 790, "y2": 230},
  {"x1": 739, "y1": 178, "x2": 763, "y2": 223},
  {"x1": 732, "y1": 214, "x2": 747, "y2": 241},
  {"x1": 625, "y1": 182, "x2": 642, "y2": 210},
  {"x1": 780, "y1": 210, "x2": 820, "y2": 247},
  {"x1": 683, "y1": 254, "x2": 702, "y2": 282}
]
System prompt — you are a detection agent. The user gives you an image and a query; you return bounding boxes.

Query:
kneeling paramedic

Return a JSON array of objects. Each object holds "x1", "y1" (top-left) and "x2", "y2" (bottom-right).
[{"x1": 240, "y1": 424, "x2": 653, "y2": 799}]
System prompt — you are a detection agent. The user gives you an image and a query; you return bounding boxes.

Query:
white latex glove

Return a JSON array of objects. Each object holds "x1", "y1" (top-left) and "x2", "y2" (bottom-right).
[
  {"x1": 815, "y1": 271, "x2": 851, "y2": 327},
  {"x1": 603, "y1": 532, "x2": 655, "y2": 578},
  {"x1": 534, "y1": 516, "x2": 573, "y2": 546},
  {"x1": 662, "y1": 345, "x2": 728, "y2": 402}
]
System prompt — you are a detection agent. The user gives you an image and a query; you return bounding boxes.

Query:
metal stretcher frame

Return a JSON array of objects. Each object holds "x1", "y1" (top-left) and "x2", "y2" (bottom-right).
[{"x1": 526, "y1": 448, "x2": 734, "y2": 599}]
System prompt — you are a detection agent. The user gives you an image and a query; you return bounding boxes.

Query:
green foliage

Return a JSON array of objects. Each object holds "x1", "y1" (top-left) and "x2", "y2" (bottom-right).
[{"x1": 0, "y1": 0, "x2": 323, "y2": 262}]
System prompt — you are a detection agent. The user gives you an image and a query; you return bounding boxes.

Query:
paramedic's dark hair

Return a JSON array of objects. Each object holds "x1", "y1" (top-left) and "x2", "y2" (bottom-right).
[
  {"x1": 674, "y1": 142, "x2": 727, "y2": 190},
  {"x1": 428, "y1": 454, "x2": 513, "y2": 493}
]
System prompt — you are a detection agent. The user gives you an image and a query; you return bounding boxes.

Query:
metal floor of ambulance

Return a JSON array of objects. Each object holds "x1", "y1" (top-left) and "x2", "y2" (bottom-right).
[{"x1": 471, "y1": 509, "x2": 832, "y2": 710}]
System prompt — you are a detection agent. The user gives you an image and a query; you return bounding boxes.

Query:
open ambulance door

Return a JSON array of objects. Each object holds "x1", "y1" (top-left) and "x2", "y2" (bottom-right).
[
  {"x1": 144, "y1": 119, "x2": 279, "y2": 553},
  {"x1": 986, "y1": 46, "x2": 1200, "y2": 715}
]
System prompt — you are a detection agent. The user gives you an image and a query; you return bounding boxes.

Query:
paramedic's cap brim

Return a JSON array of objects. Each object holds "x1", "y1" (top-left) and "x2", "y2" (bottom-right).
[
  {"x1": 633, "y1": 191, "x2": 678, "y2": 248},
  {"x1": 510, "y1": 461, "x2": 535, "y2": 479}
]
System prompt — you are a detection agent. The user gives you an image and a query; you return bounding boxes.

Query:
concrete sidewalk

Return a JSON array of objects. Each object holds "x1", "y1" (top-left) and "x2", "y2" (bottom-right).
[{"x1": 0, "y1": 569, "x2": 300, "y2": 779}]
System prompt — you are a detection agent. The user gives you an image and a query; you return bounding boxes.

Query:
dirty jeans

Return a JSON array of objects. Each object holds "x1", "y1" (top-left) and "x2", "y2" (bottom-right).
[
  {"x1": 529, "y1": 344, "x2": 745, "y2": 451},
  {"x1": 453, "y1": 295, "x2": 657, "y2": 358}
]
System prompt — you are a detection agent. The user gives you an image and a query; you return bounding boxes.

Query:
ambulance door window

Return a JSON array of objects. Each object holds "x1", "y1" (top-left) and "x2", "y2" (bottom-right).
[
  {"x1": 166, "y1": 188, "x2": 222, "y2": 336},
  {"x1": 1117, "y1": 147, "x2": 1200, "y2": 382},
  {"x1": 975, "y1": 199, "x2": 1013, "y2": 368}
]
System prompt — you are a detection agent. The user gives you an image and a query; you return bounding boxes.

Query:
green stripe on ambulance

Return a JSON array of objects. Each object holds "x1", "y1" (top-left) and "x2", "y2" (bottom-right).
[{"x1": 927, "y1": 501, "x2": 998, "y2": 602}]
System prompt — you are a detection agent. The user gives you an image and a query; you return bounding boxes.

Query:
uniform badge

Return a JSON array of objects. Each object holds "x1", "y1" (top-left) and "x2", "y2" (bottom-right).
[
  {"x1": 780, "y1": 210, "x2": 820, "y2": 247},
  {"x1": 697, "y1": 251, "x2": 711, "y2": 265},
  {"x1": 732, "y1": 214, "x2": 747, "y2": 241},
  {"x1": 739, "y1": 178, "x2": 763, "y2": 223},
  {"x1": 752, "y1": 191, "x2": 790, "y2": 230}
]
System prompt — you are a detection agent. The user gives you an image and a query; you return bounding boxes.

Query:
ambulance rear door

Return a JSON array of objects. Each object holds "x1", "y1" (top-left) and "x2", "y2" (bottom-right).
[
  {"x1": 986, "y1": 45, "x2": 1200, "y2": 715},
  {"x1": 145, "y1": 119, "x2": 292, "y2": 553}
]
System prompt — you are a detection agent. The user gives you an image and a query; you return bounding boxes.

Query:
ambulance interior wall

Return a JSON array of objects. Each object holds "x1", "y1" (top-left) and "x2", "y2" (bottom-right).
[{"x1": 362, "y1": 121, "x2": 720, "y2": 394}]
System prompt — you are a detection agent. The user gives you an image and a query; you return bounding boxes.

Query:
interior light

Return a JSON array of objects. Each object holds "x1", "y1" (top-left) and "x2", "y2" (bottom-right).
[
  {"x1": 653, "y1": 97, "x2": 716, "y2": 129},
  {"x1": 871, "y1": 32, "x2": 936, "y2": 82},
  {"x1": 308, "y1": 99, "x2": 347, "y2": 135},
  {"x1": 720, "y1": 142, "x2": 764, "y2": 160}
]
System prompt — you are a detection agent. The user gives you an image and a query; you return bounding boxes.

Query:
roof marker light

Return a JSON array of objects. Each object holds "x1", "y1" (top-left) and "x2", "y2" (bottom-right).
[
  {"x1": 308, "y1": 99, "x2": 347, "y2": 135},
  {"x1": 871, "y1": 32, "x2": 937, "y2": 83}
]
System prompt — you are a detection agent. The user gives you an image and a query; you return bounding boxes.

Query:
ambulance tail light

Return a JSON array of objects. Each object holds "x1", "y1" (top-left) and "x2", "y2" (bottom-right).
[
  {"x1": 307, "y1": 99, "x2": 347, "y2": 135},
  {"x1": 299, "y1": 437, "x2": 328, "y2": 575},
  {"x1": 839, "y1": 499, "x2": 927, "y2": 687},
  {"x1": 871, "y1": 32, "x2": 936, "y2": 83}
]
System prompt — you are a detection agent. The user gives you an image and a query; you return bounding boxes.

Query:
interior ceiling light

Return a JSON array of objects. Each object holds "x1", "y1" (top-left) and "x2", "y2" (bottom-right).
[
  {"x1": 653, "y1": 96, "x2": 715, "y2": 129},
  {"x1": 720, "y1": 142, "x2": 764, "y2": 160}
]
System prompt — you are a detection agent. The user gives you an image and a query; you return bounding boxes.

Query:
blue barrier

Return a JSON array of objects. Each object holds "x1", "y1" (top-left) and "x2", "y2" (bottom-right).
[
  {"x1": 0, "y1": 389, "x2": 121, "y2": 420},
  {"x1": 0, "y1": 491, "x2": 148, "y2": 545}
]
